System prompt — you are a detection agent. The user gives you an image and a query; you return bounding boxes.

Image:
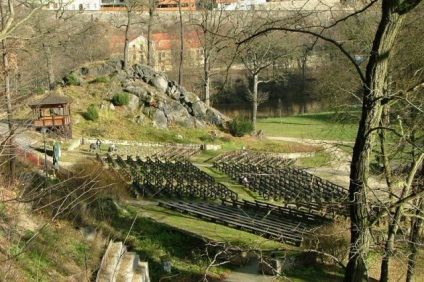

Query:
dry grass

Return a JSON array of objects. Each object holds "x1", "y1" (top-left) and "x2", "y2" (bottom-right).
[{"x1": 367, "y1": 249, "x2": 424, "y2": 281}]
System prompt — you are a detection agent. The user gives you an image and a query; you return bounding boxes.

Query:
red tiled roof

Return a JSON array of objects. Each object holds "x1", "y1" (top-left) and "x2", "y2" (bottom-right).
[
  {"x1": 106, "y1": 34, "x2": 139, "y2": 53},
  {"x1": 152, "y1": 31, "x2": 202, "y2": 50},
  {"x1": 107, "y1": 31, "x2": 202, "y2": 54}
]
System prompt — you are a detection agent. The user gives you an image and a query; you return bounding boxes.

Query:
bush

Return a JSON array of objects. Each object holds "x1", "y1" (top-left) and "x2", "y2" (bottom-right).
[
  {"x1": 111, "y1": 93, "x2": 129, "y2": 106},
  {"x1": 90, "y1": 76, "x2": 108, "y2": 84},
  {"x1": 302, "y1": 222, "x2": 350, "y2": 265},
  {"x1": 64, "y1": 74, "x2": 80, "y2": 86},
  {"x1": 85, "y1": 104, "x2": 99, "y2": 121},
  {"x1": 228, "y1": 116, "x2": 253, "y2": 137}
]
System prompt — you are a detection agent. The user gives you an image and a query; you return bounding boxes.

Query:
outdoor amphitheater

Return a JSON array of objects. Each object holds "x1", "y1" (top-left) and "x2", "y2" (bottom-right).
[{"x1": 98, "y1": 143, "x2": 350, "y2": 248}]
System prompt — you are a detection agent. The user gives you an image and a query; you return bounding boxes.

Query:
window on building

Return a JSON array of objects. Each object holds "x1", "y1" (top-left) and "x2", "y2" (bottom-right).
[
  {"x1": 159, "y1": 51, "x2": 166, "y2": 61},
  {"x1": 197, "y1": 48, "x2": 204, "y2": 59}
]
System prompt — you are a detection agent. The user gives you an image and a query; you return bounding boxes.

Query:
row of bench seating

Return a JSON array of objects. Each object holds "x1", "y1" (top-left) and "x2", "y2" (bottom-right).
[
  {"x1": 126, "y1": 156, "x2": 238, "y2": 201},
  {"x1": 159, "y1": 200, "x2": 326, "y2": 246},
  {"x1": 211, "y1": 149, "x2": 294, "y2": 169},
  {"x1": 212, "y1": 152, "x2": 348, "y2": 218}
]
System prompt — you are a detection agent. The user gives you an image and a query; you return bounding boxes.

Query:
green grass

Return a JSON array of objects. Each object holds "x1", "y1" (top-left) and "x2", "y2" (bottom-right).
[
  {"x1": 131, "y1": 204, "x2": 285, "y2": 250},
  {"x1": 10, "y1": 224, "x2": 103, "y2": 282},
  {"x1": 298, "y1": 151, "x2": 332, "y2": 169},
  {"x1": 109, "y1": 204, "x2": 287, "y2": 281},
  {"x1": 257, "y1": 112, "x2": 359, "y2": 141}
]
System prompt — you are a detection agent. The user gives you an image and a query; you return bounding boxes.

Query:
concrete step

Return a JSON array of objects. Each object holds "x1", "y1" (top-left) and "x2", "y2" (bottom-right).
[
  {"x1": 97, "y1": 241, "x2": 125, "y2": 282},
  {"x1": 132, "y1": 261, "x2": 150, "y2": 282},
  {"x1": 116, "y1": 252, "x2": 137, "y2": 282}
]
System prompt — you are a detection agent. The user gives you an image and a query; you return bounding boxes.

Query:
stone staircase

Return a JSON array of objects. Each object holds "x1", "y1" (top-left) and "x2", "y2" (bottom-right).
[{"x1": 96, "y1": 240, "x2": 150, "y2": 282}]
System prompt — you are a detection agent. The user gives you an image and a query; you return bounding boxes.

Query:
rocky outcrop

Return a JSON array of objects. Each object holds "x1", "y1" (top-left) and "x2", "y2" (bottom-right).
[{"x1": 63, "y1": 60, "x2": 227, "y2": 130}]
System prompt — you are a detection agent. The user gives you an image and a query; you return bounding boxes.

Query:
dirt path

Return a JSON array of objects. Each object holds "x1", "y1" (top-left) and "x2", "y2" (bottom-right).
[
  {"x1": 222, "y1": 256, "x2": 276, "y2": 282},
  {"x1": 269, "y1": 136, "x2": 353, "y2": 187}
]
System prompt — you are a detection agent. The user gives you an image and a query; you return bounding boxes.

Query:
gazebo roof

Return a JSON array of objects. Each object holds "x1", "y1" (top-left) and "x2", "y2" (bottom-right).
[{"x1": 28, "y1": 95, "x2": 73, "y2": 107}]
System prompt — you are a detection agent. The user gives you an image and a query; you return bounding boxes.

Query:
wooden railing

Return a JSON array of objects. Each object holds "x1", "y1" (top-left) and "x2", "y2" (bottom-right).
[{"x1": 33, "y1": 115, "x2": 70, "y2": 127}]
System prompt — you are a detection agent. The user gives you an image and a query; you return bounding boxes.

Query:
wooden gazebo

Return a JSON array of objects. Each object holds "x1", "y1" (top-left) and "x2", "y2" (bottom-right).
[{"x1": 28, "y1": 94, "x2": 73, "y2": 139}]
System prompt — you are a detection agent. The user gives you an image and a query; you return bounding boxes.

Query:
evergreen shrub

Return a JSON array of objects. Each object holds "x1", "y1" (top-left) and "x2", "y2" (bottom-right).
[
  {"x1": 111, "y1": 93, "x2": 129, "y2": 106},
  {"x1": 65, "y1": 74, "x2": 80, "y2": 86},
  {"x1": 86, "y1": 104, "x2": 99, "y2": 121},
  {"x1": 228, "y1": 116, "x2": 253, "y2": 137},
  {"x1": 90, "y1": 76, "x2": 108, "y2": 84}
]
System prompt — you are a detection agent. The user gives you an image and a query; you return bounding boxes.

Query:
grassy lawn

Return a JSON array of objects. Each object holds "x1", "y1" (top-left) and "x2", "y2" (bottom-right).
[
  {"x1": 130, "y1": 203, "x2": 286, "y2": 250},
  {"x1": 256, "y1": 112, "x2": 359, "y2": 141}
]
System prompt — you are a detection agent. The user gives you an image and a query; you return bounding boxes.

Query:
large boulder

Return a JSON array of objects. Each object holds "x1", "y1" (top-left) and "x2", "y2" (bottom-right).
[
  {"x1": 166, "y1": 81, "x2": 183, "y2": 100},
  {"x1": 127, "y1": 94, "x2": 140, "y2": 111},
  {"x1": 150, "y1": 74, "x2": 168, "y2": 93},
  {"x1": 182, "y1": 91, "x2": 200, "y2": 104},
  {"x1": 133, "y1": 64, "x2": 157, "y2": 82},
  {"x1": 206, "y1": 108, "x2": 227, "y2": 127},
  {"x1": 158, "y1": 100, "x2": 194, "y2": 128},
  {"x1": 74, "y1": 60, "x2": 120, "y2": 79},
  {"x1": 152, "y1": 109, "x2": 168, "y2": 130},
  {"x1": 191, "y1": 101, "x2": 207, "y2": 118},
  {"x1": 132, "y1": 64, "x2": 168, "y2": 93}
]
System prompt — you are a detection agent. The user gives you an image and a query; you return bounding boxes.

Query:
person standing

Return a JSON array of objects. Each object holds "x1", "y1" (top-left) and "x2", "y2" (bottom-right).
[
  {"x1": 53, "y1": 141, "x2": 61, "y2": 174},
  {"x1": 96, "y1": 139, "x2": 102, "y2": 152}
]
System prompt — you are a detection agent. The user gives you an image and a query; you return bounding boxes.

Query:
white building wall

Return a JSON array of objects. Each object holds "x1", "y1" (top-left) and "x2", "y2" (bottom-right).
[
  {"x1": 46, "y1": 0, "x2": 101, "y2": 11},
  {"x1": 129, "y1": 36, "x2": 160, "y2": 72},
  {"x1": 217, "y1": 0, "x2": 267, "y2": 10},
  {"x1": 217, "y1": 0, "x2": 342, "y2": 11}
]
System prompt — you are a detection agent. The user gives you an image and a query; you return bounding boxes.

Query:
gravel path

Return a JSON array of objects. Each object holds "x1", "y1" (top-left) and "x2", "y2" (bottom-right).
[
  {"x1": 222, "y1": 256, "x2": 277, "y2": 282},
  {"x1": 0, "y1": 123, "x2": 40, "y2": 151},
  {"x1": 269, "y1": 136, "x2": 353, "y2": 187}
]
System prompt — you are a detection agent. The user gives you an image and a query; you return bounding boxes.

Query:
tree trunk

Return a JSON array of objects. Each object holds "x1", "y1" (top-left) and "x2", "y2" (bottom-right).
[
  {"x1": 378, "y1": 108, "x2": 397, "y2": 282},
  {"x1": 204, "y1": 54, "x2": 210, "y2": 107},
  {"x1": 406, "y1": 147, "x2": 424, "y2": 282},
  {"x1": 178, "y1": 1, "x2": 184, "y2": 85},
  {"x1": 406, "y1": 198, "x2": 423, "y2": 282},
  {"x1": 147, "y1": 2, "x2": 154, "y2": 67},
  {"x1": 297, "y1": 54, "x2": 307, "y2": 114},
  {"x1": 2, "y1": 40, "x2": 16, "y2": 184},
  {"x1": 252, "y1": 73, "x2": 258, "y2": 133},
  {"x1": 344, "y1": 2, "x2": 405, "y2": 281},
  {"x1": 44, "y1": 44, "x2": 55, "y2": 89},
  {"x1": 123, "y1": 9, "x2": 131, "y2": 69},
  {"x1": 1, "y1": 0, "x2": 16, "y2": 184}
]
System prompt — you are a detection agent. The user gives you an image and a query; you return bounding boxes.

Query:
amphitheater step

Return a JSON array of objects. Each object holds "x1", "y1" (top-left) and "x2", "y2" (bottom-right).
[
  {"x1": 96, "y1": 241, "x2": 150, "y2": 282},
  {"x1": 116, "y1": 252, "x2": 138, "y2": 282},
  {"x1": 132, "y1": 261, "x2": 150, "y2": 282},
  {"x1": 96, "y1": 241, "x2": 125, "y2": 282}
]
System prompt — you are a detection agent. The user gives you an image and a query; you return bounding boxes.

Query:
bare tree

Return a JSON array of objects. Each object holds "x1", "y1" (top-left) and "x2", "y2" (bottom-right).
[
  {"x1": 111, "y1": 0, "x2": 147, "y2": 69},
  {"x1": 146, "y1": 0, "x2": 156, "y2": 66},
  {"x1": 0, "y1": 0, "x2": 47, "y2": 184},
  {"x1": 177, "y1": 0, "x2": 184, "y2": 85},
  {"x1": 190, "y1": 3, "x2": 234, "y2": 107},
  {"x1": 239, "y1": 33, "x2": 285, "y2": 132},
  {"x1": 237, "y1": 1, "x2": 424, "y2": 281}
]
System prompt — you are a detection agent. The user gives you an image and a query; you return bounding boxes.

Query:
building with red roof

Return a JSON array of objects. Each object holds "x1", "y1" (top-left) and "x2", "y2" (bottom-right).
[{"x1": 119, "y1": 31, "x2": 204, "y2": 72}]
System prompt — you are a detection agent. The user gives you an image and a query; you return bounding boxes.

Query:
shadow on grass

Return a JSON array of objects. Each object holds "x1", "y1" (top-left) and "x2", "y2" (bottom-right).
[
  {"x1": 259, "y1": 111, "x2": 361, "y2": 125},
  {"x1": 285, "y1": 265, "x2": 344, "y2": 282}
]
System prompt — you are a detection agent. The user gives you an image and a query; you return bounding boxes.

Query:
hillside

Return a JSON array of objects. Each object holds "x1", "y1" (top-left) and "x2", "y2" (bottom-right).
[
  {"x1": 55, "y1": 60, "x2": 227, "y2": 138},
  {"x1": 0, "y1": 60, "x2": 319, "y2": 281}
]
